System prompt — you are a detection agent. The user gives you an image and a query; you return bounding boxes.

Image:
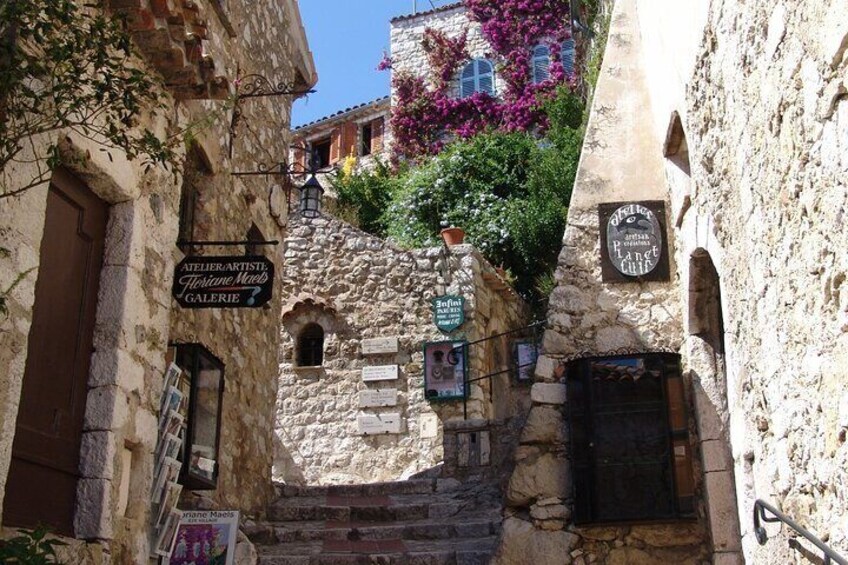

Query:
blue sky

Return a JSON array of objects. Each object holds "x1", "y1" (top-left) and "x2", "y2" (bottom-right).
[{"x1": 292, "y1": 0, "x2": 457, "y2": 128}]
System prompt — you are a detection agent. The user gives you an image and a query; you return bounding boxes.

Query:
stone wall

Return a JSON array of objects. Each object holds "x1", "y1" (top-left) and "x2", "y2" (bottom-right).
[
  {"x1": 0, "y1": 0, "x2": 314, "y2": 561},
  {"x1": 663, "y1": 0, "x2": 848, "y2": 561},
  {"x1": 496, "y1": 0, "x2": 848, "y2": 563},
  {"x1": 275, "y1": 216, "x2": 529, "y2": 485}
]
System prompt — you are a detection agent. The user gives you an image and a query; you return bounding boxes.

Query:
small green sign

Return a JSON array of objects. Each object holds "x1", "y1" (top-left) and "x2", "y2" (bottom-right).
[{"x1": 432, "y1": 295, "x2": 465, "y2": 332}]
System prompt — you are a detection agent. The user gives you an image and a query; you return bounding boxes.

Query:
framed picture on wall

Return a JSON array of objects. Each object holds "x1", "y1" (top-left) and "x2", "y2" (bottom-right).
[
  {"x1": 164, "y1": 510, "x2": 240, "y2": 565},
  {"x1": 423, "y1": 340, "x2": 467, "y2": 401},
  {"x1": 513, "y1": 339, "x2": 539, "y2": 383}
]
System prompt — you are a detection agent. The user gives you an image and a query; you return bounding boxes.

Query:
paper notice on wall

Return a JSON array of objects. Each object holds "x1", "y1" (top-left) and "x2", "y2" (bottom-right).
[{"x1": 419, "y1": 414, "x2": 439, "y2": 439}]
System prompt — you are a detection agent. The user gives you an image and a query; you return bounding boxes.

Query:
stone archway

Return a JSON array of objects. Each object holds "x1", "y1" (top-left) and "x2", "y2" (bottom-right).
[{"x1": 687, "y1": 249, "x2": 744, "y2": 564}]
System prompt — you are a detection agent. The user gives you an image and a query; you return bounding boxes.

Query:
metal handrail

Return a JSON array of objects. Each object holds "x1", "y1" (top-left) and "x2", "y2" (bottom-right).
[{"x1": 754, "y1": 499, "x2": 847, "y2": 565}]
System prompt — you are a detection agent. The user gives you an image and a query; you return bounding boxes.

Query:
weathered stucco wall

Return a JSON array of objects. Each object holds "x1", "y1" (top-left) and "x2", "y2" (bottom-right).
[
  {"x1": 0, "y1": 0, "x2": 314, "y2": 561},
  {"x1": 275, "y1": 216, "x2": 529, "y2": 485}
]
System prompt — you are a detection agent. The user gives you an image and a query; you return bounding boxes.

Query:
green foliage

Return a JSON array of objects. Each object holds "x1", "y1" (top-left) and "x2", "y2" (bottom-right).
[
  {"x1": 0, "y1": 527, "x2": 66, "y2": 564},
  {"x1": 0, "y1": 0, "x2": 171, "y2": 198},
  {"x1": 332, "y1": 90, "x2": 585, "y2": 303},
  {"x1": 331, "y1": 160, "x2": 399, "y2": 236}
]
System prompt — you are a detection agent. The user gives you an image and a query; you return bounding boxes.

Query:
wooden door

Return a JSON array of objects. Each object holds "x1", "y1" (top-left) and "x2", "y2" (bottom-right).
[{"x1": 3, "y1": 169, "x2": 107, "y2": 535}]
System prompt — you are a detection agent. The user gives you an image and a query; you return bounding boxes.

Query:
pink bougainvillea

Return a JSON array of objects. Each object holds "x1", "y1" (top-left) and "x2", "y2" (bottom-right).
[{"x1": 387, "y1": 0, "x2": 576, "y2": 161}]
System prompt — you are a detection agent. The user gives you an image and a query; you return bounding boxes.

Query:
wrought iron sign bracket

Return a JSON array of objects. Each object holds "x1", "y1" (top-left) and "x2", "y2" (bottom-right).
[{"x1": 228, "y1": 71, "x2": 316, "y2": 158}]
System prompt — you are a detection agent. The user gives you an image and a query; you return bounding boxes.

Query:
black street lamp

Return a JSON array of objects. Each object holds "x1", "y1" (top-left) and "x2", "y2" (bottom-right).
[{"x1": 299, "y1": 174, "x2": 324, "y2": 218}]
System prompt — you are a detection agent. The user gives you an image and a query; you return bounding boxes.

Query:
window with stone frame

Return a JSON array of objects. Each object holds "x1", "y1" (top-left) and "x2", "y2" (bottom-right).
[
  {"x1": 297, "y1": 323, "x2": 325, "y2": 367},
  {"x1": 566, "y1": 353, "x2": 696, "y2": 524},
  {"x1": 177, "y1": 145, "x2": 212, "y2": 254},
  {"x1": 459, "y1": 59, "x2": 495, "y2": 98}
]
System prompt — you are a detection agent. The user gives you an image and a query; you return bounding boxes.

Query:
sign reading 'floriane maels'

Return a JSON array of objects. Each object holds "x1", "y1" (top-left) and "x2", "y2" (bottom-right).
[
  {"x1": 172, "y1": 255, "x2": 274, "y2": 308},
  {"x1": 598, "y1": 201, "x2": 670, "y2": 282}
]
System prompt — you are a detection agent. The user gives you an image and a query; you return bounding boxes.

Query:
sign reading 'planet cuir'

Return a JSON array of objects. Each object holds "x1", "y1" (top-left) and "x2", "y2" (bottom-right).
[
  {"x1": 598, "y1": 201, "x2": 670, "y2": 282},
  {"x1": 172, "y1": 255, "x2": 274, "y2": 308}
]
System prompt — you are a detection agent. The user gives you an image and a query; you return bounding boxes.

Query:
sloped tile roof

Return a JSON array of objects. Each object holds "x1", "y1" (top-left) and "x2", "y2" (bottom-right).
[
  {"x1": 390, "y1": 2, "x2": 465, "y2": 23},
  {"x1": 293, "y1": 96, "x2": 390, "y2": 133}
]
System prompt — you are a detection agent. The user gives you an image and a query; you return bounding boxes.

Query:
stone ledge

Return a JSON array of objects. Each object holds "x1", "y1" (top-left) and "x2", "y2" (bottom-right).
[{"x1": 530, "y1": 383, "x2": 566, "y2": 405}]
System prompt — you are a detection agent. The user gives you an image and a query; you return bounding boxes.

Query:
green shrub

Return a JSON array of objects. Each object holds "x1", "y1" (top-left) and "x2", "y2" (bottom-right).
[
  {"x1": 0, "y1": 527, "x2": 66, "y2": 564},
  {"x1": 331, "y1": 160, "x2": 399, "y2": 236}
]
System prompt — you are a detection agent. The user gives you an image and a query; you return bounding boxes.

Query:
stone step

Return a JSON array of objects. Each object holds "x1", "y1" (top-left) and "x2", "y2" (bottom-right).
[
  {"x1": 248, "y1": 514, "x2": 502, "y2": 544},
  {"x1": 256, "y1": 535, "x2": 499, "y2": 565},
  {"x1": 276, "y1": 478, "x2": 442, "y2": 498}
]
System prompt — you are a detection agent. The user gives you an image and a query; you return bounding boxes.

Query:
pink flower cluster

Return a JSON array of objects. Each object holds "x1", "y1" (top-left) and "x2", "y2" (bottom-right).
[{"x1": 387, "y1": 0, "x2": 576, "y2": 160}]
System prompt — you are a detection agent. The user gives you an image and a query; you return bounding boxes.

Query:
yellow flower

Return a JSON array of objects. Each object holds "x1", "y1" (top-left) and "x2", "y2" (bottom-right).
[{"x1": 342, "y1": 154, "x2": 356, "y2": 176}]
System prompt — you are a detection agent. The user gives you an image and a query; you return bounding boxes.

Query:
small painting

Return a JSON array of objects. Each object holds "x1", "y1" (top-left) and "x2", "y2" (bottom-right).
[{"x1": 164, "y1": 510, "x2": 240, "y2": 565}]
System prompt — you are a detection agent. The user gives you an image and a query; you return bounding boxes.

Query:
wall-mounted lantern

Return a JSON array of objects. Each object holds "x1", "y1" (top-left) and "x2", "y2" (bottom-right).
[{"x1": 298, "y1": 174, "x2": 324, "y2": 218}]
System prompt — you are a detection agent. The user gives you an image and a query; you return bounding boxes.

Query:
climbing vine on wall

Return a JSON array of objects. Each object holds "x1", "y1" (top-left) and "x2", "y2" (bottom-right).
[{"x1": 388, "y1": 0, "x2": 575, "y2": 161}]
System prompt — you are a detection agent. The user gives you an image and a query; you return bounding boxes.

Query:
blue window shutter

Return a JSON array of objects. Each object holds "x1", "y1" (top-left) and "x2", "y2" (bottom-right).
[
  {"x1": 459, "y1": 59, "x2": 495, "y2": 97},
  {"x1": 531, "y1": 45, "x2": 550, "y2": 84},
  {"x1": 561, "y1": 39, "x2": 576, "y2": 75}
]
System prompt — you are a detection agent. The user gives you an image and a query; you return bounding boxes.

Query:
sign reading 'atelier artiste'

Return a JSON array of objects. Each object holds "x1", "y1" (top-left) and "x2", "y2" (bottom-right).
[
  {"x1": 599, "y1": 201, "x2": 670, "y2": 282},
  {"x1": 172, "y1": 255, "x2": 274, "y2": 308}
]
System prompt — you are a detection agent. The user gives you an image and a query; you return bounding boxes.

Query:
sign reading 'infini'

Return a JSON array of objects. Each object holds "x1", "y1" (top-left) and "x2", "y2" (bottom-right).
[
  {"x1": 432, "y1": 295, "x2": 465, "y2": 332},
  {"x1": 598, "y1": 201, "x2": 670, "y2": 282},
  {"x1": 172, "y1": 255, "x2": 274, "y2": 308}
]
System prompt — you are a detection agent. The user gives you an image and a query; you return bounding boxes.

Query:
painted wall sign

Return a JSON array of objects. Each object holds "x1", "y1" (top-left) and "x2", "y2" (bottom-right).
[
  {"x1": 598, "y1": 201, "x2": 670, "y2": 282},
  {"x1": 361, "y1": 337, "x2": 399, "y2": 355},
  {"x1": 172, "y1": 255, "x2": 274, "y2": 308},
  {"x1": 361, "y1": 365, "x2": 399, "y2": 382},
  {"x1": 357, "y1": 413, "x2": 402, "y2": 435},
  {"x1": 423, "y1": 340, "x2": 467, "y2": 401},
  {"x1": 359, "y1": 389, "x2": 398, "y2": 408},
  {"x1": 432, "y1": 295, "x2": 465, "y2": 332},
  {"x1": 514, "y1": 339, "x2": 539, "y2": 383}
]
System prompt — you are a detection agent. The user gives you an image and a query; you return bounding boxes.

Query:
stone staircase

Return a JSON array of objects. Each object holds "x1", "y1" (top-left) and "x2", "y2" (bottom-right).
[{"x1": 245, "y1": 478, "x2": 503, "y2": 564}]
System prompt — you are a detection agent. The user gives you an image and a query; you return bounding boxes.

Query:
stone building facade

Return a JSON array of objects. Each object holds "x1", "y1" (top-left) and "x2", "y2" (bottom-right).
[
  {"x1": 275, "y1": 215, "x2": 531, "y2": 486},
  {"x1": 495, "y1": 0, "x2": 848, "y2": 564},
  {"x1": 290, "y1": 97, "x2": 391, "y2": 193},
  {"x1": 0, "y1": 0, "x2": 315, "y2": 561},
  {"x1": 389, "y1": 3, "x2": 508, "y2": 102}
]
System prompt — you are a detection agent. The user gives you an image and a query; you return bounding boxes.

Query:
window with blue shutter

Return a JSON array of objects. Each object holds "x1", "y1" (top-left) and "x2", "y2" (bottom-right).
[
  {"x1": 531, "y1": 45, "x2": 551, "y2": 84},
  {"x1": 561, "y1": 39, "x2": 576, "y2": 76},
  {"x1": 459, "y1": 59, "x2": 495, "y2": 98}
]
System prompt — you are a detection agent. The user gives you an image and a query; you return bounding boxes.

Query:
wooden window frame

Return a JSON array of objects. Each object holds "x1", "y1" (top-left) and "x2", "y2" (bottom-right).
[{"x1": 459, "y1": 59, "x2": 495, "y2": 98}]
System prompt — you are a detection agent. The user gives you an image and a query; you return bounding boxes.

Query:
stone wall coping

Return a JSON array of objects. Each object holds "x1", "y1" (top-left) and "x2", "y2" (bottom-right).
[
  {"x1": 443, "y1": 418, "x2": 507, "y2": 432},
  {"x1": 530, "y1": 383, "x2": 567, "y2": 405}
]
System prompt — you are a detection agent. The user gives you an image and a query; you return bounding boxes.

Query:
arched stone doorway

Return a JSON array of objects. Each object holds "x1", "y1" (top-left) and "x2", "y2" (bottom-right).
[{"x1": 687, "y1": 249, "x2": 744, "y2": 563}]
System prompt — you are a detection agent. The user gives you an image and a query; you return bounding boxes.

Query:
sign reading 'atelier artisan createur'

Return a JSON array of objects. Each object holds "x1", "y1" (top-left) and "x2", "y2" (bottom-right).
[
  {"x1": 599, "y1": 201, "x2": 670, "y2": 282},
  {"x1": 172, "y1": 255, "x2": 274, "y2": 308}
]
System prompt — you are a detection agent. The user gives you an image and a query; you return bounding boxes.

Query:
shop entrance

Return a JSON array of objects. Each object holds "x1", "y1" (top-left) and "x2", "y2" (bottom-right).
[{"x1": 3, "y1": 169, "x2": 107, "y2": 535}]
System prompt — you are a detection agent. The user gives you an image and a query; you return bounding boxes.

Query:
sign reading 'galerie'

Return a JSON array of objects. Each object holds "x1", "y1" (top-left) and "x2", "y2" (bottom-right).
[
  {"x1": 172, "y1": 255, "x2": 274, "y2": 308},
  {"x1": 599, "y1": 201, "x2": 670, "y2": 282}
]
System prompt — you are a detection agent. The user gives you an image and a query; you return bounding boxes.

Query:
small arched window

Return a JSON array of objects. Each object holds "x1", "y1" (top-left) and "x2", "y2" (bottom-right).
[
  {"x1": 297, "y1": 323, "x2": 324, "y2": 366},
  {"x1": 561, "y1": 39, "x2": 576, "y2": 76},
  {"x1": 460, "y1": 59, "x2": 495, "y2": 98},
  {"x1": 531, "y1": 45, "x2": 551, "y2": 84}
]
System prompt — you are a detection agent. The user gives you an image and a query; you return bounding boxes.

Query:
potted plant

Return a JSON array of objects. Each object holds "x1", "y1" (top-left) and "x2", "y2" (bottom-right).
[{"x1": 440, "y1": 226, "x2": 465, "y2": 246}]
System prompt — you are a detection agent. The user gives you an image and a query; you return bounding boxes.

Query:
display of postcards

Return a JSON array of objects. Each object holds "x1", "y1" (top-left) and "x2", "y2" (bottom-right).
[
  {"x1": 160, "y1": 410, "x2": 185, "y2": 440},
  {"x1": 155, "y1": 433, "x2": 183, "y2": 474},
  {"x1": 158, "y1": 386, "x2": 185, "y2": 431},
  {"x1": 160, "y1": 363, "x2": 182, "y2": 411},
  {"x1": 155, "y1": 482, "x2": 183, "y2": 530},
  {"x1": 164, "y1": 510, "x2": 240, "y2": 565},
  {"x1": 154, "y1": 508, "x2": 183, "y2": 557},
  {"x1": 152, "y1": 457, "x2": 181, "y2": 505}
]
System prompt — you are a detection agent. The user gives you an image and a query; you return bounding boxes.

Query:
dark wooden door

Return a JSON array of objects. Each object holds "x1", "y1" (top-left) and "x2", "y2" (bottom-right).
[{"x1": 3, "y1": 169, "x2": 107, "y2": 535}]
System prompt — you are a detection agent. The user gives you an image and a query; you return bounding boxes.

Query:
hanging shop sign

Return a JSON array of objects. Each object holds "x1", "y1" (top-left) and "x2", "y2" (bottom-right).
[
  {"x1": 598, "y1": 201, "x2": 670, "y2": 282},
  {"x1": 514, "y1": 339, "x2": 539, "y2": 383},
  {"x1": 172, "y1": 255, "x2": 274, "y2": 308},
  {"x1": 423, "y1": 340, "x2": 467, "y2": 401},
  {"x1": 432, "y1": 295, "x2": 465, "y2": 332}
]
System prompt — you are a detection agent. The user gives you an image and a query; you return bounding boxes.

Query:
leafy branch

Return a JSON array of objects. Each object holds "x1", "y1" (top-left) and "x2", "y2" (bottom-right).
[{"x1": 0, "y1": 0, "x2": 173, "y2": 199}]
